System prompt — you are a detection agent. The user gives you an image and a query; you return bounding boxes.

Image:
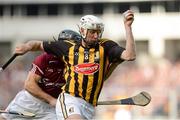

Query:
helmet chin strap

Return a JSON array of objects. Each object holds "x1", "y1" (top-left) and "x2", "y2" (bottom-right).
[{"x1": 81, "y1": 29, "x2": 90, "y2": 47}]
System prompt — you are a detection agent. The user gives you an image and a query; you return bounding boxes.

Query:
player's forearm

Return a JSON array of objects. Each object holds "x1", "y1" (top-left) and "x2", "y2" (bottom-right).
[
  {"x1": 24, "y1": 72, "x2": 56, "y2": 106},
  {"x1": 26, "y1": 40, "x2": 44, "y2": 51},
  {"x1": 15, "y1": 40, "x2": 44, "y2": 55},
  {"x1": 122, "y1": 26, "x2": 136, "y2": 61},
  {"x1": 26, "y1": 85, "x2": 56, "y2": 106},
  {"x1": 125, "y1": 26, "x2": 136, "y2": 59}
]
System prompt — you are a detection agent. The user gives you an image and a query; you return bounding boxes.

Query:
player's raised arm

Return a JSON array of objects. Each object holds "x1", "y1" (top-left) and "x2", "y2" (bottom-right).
[
  {"x1": 120, "y1": 10, "x2": 136, "y2": 61},
  {"x1": 15, "y1": 40, "x2": 44, "y2": 55}
]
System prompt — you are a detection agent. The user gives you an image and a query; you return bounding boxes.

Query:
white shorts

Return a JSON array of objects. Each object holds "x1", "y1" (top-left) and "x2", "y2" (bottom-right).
[
  {"x1": 1, "y1": 90, "x2": 57, "y2": 120},
  {"x1": 56, "y1": 93, "x2": 95, "y2": 120}
]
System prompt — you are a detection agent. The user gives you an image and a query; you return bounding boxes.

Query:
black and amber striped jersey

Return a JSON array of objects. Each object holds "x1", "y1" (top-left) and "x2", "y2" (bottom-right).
[{"x1": 43, "y1": 39, "x2": 125, "y2": 106}]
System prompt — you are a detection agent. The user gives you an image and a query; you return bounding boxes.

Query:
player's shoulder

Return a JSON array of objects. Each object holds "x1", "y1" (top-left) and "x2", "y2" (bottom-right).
[
  {"x1": 64, "y1": 39, "x2": 81, "y2": 47},
  {"x1": 36, "y1": 52, "x2": 49, "y2": 58},
  {"x1": 33, "y1": 52, "x2": 59, "y2": 67},
  {"x1": 99, "y1": 38, "x2": 115, "y2": 44},
  {"x1": 34, "y1": 52, "x2": 53, "y2": 62}
]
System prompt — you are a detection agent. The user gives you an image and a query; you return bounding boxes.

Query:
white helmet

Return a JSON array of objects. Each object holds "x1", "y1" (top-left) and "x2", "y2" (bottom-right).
[{"x1": 78, "y1": 15, "x2": 104, "y2": 39}]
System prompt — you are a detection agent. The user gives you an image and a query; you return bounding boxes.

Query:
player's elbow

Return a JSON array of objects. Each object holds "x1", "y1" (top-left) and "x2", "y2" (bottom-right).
[
  {"x1": 24, "y1": 74, "x2": 33, "y2": 91},
  {"x1": 128, "y1": 53, "x2": 136, "y2": 61},
  {"x1": 121, "y1": 52, "x2": 136, "y2": 61},
  {"x1": 126, "y1": 55, "x2": 136, "y2": 61},
  {"x1": 24, "y1": 80, "x2": 30, "y2": 91},
  {"x1": 128, "y1": 56, "x2": 136, "y2": 61}
]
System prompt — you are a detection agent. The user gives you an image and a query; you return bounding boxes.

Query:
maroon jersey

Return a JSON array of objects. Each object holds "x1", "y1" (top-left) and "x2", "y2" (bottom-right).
[{"x1": 30, "y1": 52, "x2": 65, "y2": 98}]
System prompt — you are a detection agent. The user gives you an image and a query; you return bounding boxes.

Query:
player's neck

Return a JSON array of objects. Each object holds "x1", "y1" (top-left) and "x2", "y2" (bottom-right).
[{"x1": 81, "y1": 40, "x2": 89, "y2": 48}]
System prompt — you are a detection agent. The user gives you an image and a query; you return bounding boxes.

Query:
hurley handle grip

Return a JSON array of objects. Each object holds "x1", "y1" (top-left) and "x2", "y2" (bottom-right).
[{"x1": 1, "y1": 54, "x2": 18, "y2": 71}]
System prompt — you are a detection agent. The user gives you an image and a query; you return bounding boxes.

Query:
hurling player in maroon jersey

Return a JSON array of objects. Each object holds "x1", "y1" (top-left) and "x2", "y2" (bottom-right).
[{"x1": 1, "y1": 30, "x2": 81, "y2": 120}]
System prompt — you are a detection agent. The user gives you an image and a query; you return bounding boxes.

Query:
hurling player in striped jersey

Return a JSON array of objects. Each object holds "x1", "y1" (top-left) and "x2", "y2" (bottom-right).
[{"x1": 14, "y1": 10, "x2": 136, "y2": 120}]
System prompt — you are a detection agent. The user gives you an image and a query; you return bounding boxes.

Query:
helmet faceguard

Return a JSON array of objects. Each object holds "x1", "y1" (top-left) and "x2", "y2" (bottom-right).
[{"x1": 78, "y1": 15, "x2": 104, "y2": 47}]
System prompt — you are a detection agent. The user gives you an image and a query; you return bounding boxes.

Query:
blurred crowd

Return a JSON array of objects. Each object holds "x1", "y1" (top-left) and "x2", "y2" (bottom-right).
[{"x1": 0, "y1": 54, "x2": 180, "y2": 120}]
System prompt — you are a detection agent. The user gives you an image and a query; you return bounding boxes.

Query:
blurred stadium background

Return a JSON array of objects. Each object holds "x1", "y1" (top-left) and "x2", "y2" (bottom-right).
[{"x1": 0, "y1": 0, "x2": 180, "y2": 120}]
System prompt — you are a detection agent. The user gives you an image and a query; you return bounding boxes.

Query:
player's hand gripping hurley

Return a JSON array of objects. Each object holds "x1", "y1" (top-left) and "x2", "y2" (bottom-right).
[{"x1": 98, "y1": 91, "x2": 151, "y2": 106}]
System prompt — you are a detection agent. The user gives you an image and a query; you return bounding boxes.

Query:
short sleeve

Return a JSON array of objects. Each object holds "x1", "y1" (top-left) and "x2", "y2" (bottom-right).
[
  {"x1": 30, "y1": 53, "x2": 47, "y2": 76},
  {"x1": 43, "y1": 41, "x2": 70, "y2": 57}
]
